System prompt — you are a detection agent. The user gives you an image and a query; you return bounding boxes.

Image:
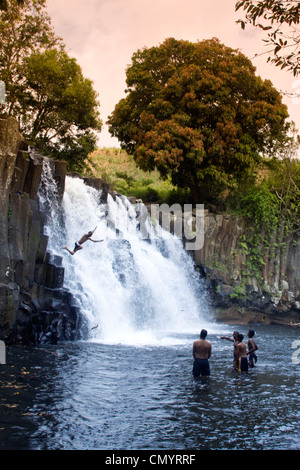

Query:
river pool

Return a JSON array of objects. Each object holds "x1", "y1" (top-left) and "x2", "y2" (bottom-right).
[{"x1": 0, "y1": 324, "x2": 299, "y2": 451}]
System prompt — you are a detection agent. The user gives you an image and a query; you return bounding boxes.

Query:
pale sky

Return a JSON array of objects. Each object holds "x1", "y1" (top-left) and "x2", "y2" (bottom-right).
[{"x1": 47, "y1": 0, "x2": 300, "y2": 148}]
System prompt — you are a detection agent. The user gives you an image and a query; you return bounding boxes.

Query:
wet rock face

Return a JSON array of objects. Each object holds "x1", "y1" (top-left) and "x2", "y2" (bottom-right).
[
  {"x1": 0, "y1": 116, "x2": 80, "y2": 345},
  {"x1": 0, "y1": 116, "x2": 22, "y2": 286},
  {"x1": 191, "y1": 213, "x2": 300, "y2": 325}
]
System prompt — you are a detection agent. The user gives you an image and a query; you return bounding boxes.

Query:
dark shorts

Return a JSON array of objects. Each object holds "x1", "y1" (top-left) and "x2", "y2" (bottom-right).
[
  {"x1": 248, "y1": 353, "x2": 257, "y2": 367},
  {"x1": 238, "y1": 356, "x2": 248, "y2": 372},
  {"x1": 193, "y1": 358, "x2": 210, "y2": 377}
]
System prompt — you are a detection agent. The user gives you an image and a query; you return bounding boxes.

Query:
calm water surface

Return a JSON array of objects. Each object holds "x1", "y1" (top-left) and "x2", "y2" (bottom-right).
[{"x1": 0, "y1": 324, "x2": 300, "y2": 450}]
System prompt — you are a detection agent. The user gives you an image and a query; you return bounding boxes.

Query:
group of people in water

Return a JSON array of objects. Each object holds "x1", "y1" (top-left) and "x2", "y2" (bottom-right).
[{"x1": 192, "y1": 328, "x2": 258, "y2": 377}]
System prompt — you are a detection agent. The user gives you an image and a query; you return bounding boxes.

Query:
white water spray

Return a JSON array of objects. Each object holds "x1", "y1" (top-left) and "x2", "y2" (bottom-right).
[{"x1": 39, "y1": 166, "x2": 218, "y2": 346}]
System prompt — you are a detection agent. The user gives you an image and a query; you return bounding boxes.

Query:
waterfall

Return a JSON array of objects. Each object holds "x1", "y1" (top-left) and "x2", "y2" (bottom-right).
[
  {"x1": 37, "y1": 158, "x2": 64, "y2": 253},
  {"x1": 39, "y1": 165, "x2": 216, "y2": 346}
]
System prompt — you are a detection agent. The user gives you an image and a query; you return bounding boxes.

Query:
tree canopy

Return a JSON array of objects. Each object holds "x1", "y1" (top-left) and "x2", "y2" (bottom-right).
[
  {"x1": 235, "y1": 0, "x2": 300, "y2": 76},
  {"x1": 0, "y1": 0, "x2": 62, "y2": 109},
  {"x1": 0, "y1": 0, "x2": 101, "y2": 170},
  {"x1": 0, "y1": 0, "x2": 24, "y2": 10},
  {"x1": 107, "y1": 38, "x2": 290, "y2": 204},
  {"x1": 20, "y1": 48, "x2": 102, "y2": 168}
]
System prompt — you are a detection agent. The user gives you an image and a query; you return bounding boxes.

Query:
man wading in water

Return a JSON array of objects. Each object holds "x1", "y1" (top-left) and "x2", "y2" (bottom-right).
[
  {"x1": 220, "y1": 331, "x2": 239, "y2": 369},
  {"x1": 62, "y1": 227, "x2": 103, "y2": 255},
  {"x1": 192, "y1": 329, "x2": 211, "y2": 377},
  {"x1": 236, "y1": 333, "x2": 248, "y2": 372}
]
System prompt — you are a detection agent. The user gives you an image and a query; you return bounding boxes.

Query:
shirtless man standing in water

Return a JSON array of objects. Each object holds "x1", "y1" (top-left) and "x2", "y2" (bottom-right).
[
  {"x1": 62, "y1": 227, "x2": 103, "y2": 255},
  {"x1": 221, "y1": 331, "x2": 239, "y2": 369},
  {"x1": 236, "y1": 333, "x2": 248, "y2": 372},
  {"x1": 192, "y1": 329, "x2": 212, "y2": 377}
]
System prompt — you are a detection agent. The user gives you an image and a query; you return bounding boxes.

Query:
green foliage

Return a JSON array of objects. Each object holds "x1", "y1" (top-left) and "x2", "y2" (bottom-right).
[
  {"x1": 0, "y1": 0, "x2": 24, "y2": 10},
  {"x1": 235, "y1": 0, "x2": 300, "y2": 76},
  {"x1": 20, "y1": 49, "x2": 102, "y2": 170},
  {"x1": 264, "y1": 155, "x2": 300, "y2": 234},
  {"x1": 108, "y1": 37, "x2": 290, "y2": 204},
  {"x1": 230, "y1": 284, "x2": 247, "y2": 300},
  {"x1": 49, "y1": 130, "x2": 98, "y2": 173},
  {"x1": 0, "y1": 0, "x2": 62, "y2": 110},
  {"x1": 240, "y1": 183, "x2": 280, "y2": 232},
  {"x1": 231, "y1": 145, "x2": 300, "y2": 285},
  {"x1": 239, "y1": 232, "x2": 266, "y2": 282},
  {"x1": 0, "y1": 0, "x2": 101, "y2": 171},
  {"x1": 84, "y1": 148, "x2": 191, "y2": 203}
]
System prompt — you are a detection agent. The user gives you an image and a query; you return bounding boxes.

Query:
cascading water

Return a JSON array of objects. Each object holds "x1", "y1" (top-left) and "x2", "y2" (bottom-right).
[
  {"x1": 39, "y1": 162, "x2": 216, "y2": 346},
  {"x1": 37, "y1": 157, "x2": 65, "y2": 253}
]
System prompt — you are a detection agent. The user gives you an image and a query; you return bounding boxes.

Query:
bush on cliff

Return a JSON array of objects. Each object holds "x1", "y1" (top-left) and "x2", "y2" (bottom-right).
[{"x1": 84, "y1": 147, "x2": 192, "y2": 204}]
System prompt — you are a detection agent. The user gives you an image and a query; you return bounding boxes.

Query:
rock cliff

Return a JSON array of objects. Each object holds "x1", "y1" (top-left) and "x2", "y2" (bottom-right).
[
  {"x1": 0, "y1": 116, "x2": 82, "y2": 344},
  {"x1": 190, "y1": 212, "x2": 300, "y2": 325}
]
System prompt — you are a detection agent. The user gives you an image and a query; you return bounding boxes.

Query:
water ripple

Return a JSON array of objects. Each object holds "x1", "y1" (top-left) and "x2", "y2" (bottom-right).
[{"x1": 1, "y1": 325, "x2": 300, "y2": 450}]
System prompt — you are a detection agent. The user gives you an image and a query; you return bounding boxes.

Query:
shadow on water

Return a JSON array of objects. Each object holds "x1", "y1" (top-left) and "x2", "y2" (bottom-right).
[{"x1": 1, "y1": 324, "x2": 300, "y2": 450}]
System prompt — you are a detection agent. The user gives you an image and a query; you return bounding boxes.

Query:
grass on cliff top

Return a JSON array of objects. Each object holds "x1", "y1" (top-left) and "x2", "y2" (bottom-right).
[{"x1": 84, "y1": 147, "x2": 192, "y2": 204}]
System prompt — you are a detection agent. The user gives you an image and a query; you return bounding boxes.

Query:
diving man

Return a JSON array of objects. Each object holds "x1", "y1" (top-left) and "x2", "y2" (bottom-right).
[{"x1": 62, "y1": 227, "x2": 103, "y2": 255}]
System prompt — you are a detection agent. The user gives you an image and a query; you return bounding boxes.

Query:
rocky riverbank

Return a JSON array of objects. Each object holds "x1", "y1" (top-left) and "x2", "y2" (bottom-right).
[{"x1": 190, "y1": 212, "x2": 300, "y2": 326}]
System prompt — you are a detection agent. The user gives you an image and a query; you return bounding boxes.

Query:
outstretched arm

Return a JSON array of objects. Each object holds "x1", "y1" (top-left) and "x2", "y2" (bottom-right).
[
  {"x1": 88, "y1": 239, "x2": 104, "y2": 243},
  {"x1": 220, "y1": 336, "x2": 234, "y2": 342}
]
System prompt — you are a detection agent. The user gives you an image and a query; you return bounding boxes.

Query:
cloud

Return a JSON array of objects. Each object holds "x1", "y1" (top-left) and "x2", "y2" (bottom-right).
[{"x1": 47, "y1": 0, "x2": 300, "y2": 148}]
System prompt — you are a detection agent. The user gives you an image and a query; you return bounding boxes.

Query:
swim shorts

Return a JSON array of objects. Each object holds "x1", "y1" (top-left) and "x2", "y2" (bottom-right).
[
  {"x1": 238, "y1": 356, "x2": 248, "y2": 372},
  {"x1": 193, "y1": 358, "x2": 210, "y2": 377}
]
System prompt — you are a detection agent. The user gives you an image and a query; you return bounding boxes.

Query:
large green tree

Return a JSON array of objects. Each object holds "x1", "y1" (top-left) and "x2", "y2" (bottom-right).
[
  {"x1": 108, "y1": 38, "x2": 290, "y2": 203},
  {"x1": 0, "y1": 0, "x2": 102, "y2": 170},
  {"x1": 20, "y1": 49, "x2": 102, "y2": 169},
  {"x1": 0, "y1": 0, "x2": 62, "y2": 114}
]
